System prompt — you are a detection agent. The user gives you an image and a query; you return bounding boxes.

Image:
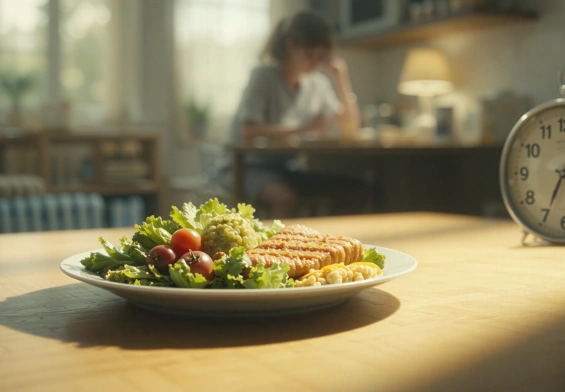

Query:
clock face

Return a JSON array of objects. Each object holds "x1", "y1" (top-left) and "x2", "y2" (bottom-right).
[{"x1": 501, "y1": 100, "x2": 565, "y2": 242}]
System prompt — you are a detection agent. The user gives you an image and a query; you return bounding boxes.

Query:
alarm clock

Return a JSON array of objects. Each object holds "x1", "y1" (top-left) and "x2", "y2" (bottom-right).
[{"x1": 500, "y1": 69, "x2": 565, "y2": 244}]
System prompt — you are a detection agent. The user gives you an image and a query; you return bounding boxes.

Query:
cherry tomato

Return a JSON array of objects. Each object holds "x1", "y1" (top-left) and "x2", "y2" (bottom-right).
[
  {"x1": 170, "y1": 228, "x2": 202, "y2": 257},
  {"x1": 179, "y1": 250, "x2": 215, "y2": 281},
  {"x1": 146, "y1": 245, "x2": 177, "y2": 273}
]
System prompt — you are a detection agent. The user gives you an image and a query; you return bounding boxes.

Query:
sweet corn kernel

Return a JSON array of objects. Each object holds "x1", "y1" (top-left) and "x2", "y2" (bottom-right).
[{"x1": 296, "y1": 261, "x2": 382, "y2": 287}]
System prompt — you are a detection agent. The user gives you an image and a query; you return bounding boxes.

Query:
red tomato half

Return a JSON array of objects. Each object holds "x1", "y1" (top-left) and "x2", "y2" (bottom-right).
[{"x1": 170, "y1": 228, "x2": 203, "y2": 257}]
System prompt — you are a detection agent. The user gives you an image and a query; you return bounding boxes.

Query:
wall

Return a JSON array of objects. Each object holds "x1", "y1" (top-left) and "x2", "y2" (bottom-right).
[
  {"x1": 151, "y1": 0, "x2": 565, "y2": 214},
  {"x1": 336, "y1": 0, "x2": 565, "y2": 142},
  {"x1": 335, "y1": 47, "x2": 382, "y2": 108},
  {"x1": 123, "y1": 0, "x2": 199, "y2": 215}
]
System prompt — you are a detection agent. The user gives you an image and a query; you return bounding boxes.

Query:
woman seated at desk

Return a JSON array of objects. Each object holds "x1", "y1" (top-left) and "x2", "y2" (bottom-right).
[{"x1": 219, "y1": 10, "x2": 368, "y2": 218}]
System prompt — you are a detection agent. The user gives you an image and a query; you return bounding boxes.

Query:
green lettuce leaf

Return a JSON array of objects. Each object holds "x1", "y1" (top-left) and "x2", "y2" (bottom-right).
[
  {"x1": 211, "y1": 246, "x2": 251, "y2": 288},
  {"x1": 133, "y1": 216, "x2": 179, "y2": 249},
  {"x1": 81, "y1": 237, "x2": 145, "y2": 273},
  {"x1": 256, "y1": 218, "x2": 285, "y2": 243},
  {"x1": 212, "y1": 246, "x2": 293, "y2": 289},
  {"x1": 105, "y1": 264, "x2": 171, "y2": 286},
  {"x1": 80, "y1": 251, "x2": 132, "y2": 273},
  {"x1": 362, "y1": 247, "x2": 386, "y2": 269},
  {"x1": 170, "y1": 202, "x2": 203, "y2": 232},
  {"x1": 236, "y1": 203, "x2": 255, "y2": 219},
  {"x1": 169, "y1": 259, "x2": 210, "y2": 288},
  {"x1": 271, "y1": 219, "x2": 285, "y2": 233},
  {"x1": 197, "y1": 198, "x2": 232, "y2": 229},
  {"x1": 208, "y1": 279, "x2": 225, "y2": 288},
  {"x1": 119, "y1": 236, "x2": 147, "y2": 264},
  {"x1": 235, "y1": 203, "x2": 285, "y2": 243},
  {"x1": 170, "y1": 198, "x2": 238, "y2": 234},
  {"x1": 98, "y1": 237, "x2": 132, "y2": 261},
  {"x1": 242, "y1": 262, "x2": 294, "y2": 289},
  {"x1": 132, "y1": 231, "x2": 155, "y2": 251},
  {"x1": 199, "y1": 198, "x2": 231, "y2": 216}
]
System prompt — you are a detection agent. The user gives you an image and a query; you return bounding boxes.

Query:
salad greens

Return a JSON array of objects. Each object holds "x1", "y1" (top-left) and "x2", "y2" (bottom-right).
[
  {"x1": 132, "y1": 216, "x2": 180, "y2": 250},
  {"x1": 169, "y1": 259, "x2": 210, "y2": 288},
  {"x1": 361, "y1": 248, "x2": 386, "y2": 269},
  {"x1": 80, "y1": 198, "x2": 290, "y2": 289},
  {"x1": 105, "y1": 265, "x2": 172, "y2": 287},
  {"x1": 209, "y1": 246, "x2": 293, "y2": 289},
  {"x1": 170, "y1": 198, "x2": 284, "y2": 244}
]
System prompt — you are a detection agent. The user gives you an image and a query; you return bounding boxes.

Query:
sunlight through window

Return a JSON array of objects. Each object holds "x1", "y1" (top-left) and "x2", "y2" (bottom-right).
[
  {"x1": 0, "y1": 0, "x2": 48, "y2": 111},
  {"x1": 61, "y1": 0, "x2": 113, "y2": 127},
  {"x1": 175, "y1": 0, "x2": 270, "y2": 140}
]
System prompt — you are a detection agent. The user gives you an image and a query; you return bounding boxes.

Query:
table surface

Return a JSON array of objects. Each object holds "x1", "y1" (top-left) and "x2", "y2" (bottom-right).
[{"x1": 1, "y1": 213, "x2": 564, "y2": 392}]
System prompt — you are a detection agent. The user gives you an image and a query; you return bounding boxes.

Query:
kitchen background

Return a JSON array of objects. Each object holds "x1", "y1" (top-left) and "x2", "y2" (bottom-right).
[{"x1": 1, "y1": 0, "x2": 564, "y2": 231}]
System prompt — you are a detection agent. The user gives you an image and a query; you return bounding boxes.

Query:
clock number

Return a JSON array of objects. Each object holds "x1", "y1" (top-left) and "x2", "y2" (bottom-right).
[
  {"x1": 561, "y1": 216, "x2": 565, "y2": 230},
  {"x1": 559, "y1": 118, "x2": 564, "y2": 133},
  {"x1": 540, "y1": 125, "x2": 552, "y2": 139},
  {"x1": 541, "y1": 208, "x2": 550, "y2": 222},
  {"x1": 519, "y1": 167, "x2": 529, "y2": 180},
  {"x1": 525, "y1": 190, "x2": 535, "y2": 205},
  {"x1": 526, "y1": 143, "x2": 540, "y2": 158}
]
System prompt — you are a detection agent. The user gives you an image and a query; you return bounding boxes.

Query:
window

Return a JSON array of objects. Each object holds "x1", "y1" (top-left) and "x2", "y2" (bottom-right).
[
  {"x1": 0, "y1": 0, "x2": 115, "y2": 129},
  {"x1": 0, "y1": 0, "x2": 48, "y2": 114},
  {"x1": 175, "y1": 0, "x2": 270, "y2": 141},
  {"x1": 60, "y1": 0, "x2": 114, "y2": 127}
]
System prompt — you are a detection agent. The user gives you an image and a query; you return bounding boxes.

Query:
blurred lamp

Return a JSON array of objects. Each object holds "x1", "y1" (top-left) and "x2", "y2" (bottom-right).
[{"x1": 398, "y1": 47, "x2": 453, "y2": 130}]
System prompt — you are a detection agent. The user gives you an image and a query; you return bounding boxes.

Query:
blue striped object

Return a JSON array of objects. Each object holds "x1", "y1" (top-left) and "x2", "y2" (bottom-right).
[
  {"x1": 87, "y1": 193, "x2": 105, "y2": 229},
  {"x1": 0, "y1": 193, "x2": 107, "y2": 233},
  {"x1": 108, "y1": 196, "x2": 145, "y2": 228}
]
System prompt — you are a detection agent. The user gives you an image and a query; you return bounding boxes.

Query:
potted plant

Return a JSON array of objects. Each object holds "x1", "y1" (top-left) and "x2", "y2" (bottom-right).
[
  {"x1": 185, "y1": 100, "x2": 210, "y2": 140},
  {"x1": 0, "y1": 72, "x2": 36, "y2": 127}
]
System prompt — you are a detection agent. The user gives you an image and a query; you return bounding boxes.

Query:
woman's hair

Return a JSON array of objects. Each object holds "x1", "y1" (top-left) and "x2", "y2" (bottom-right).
[{"x1": 260, "y1": 10, "x2": 334, "y2": 62}]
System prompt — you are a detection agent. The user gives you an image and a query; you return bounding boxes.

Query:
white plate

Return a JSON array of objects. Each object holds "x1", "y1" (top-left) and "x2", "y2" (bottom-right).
[{"x1": 60, "y1": 246, "x2": 417, "y2": 317}]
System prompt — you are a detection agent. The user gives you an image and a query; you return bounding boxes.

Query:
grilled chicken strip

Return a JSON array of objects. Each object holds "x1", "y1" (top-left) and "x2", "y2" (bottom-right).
[{"x1": 247, "y1": 224, "x2": 364, "y2": 278}]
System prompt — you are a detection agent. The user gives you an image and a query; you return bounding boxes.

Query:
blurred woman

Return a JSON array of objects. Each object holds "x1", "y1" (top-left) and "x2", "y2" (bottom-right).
[{"x1": 221, "y1": 10, "x2": 367, "y2": 218}]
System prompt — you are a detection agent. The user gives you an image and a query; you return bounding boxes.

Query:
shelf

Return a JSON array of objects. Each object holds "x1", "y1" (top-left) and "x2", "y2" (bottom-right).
[
  {"x1": 45, "y1": 133, "x2": 161, "y2": 143},
  {"x1": 0, "y1": 131, "x2": 163, "y2": 215},
  {"x1": 49, "y1": 182, "x2": 161, "y2": 196},
  {"x1": 339, "y1": 10, "x2": 538, "y2": 50}
]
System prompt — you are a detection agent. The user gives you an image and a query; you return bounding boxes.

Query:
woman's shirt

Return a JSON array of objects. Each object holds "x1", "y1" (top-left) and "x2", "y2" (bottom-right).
[{"x1": 226, "y1": 64, "x2": 341, "y2": 166}]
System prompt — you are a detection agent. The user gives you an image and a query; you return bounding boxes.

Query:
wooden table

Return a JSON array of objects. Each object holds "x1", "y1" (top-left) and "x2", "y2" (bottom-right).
[
  {"x1": 228, "y1": 141, "x2": 503, "y2": 215},
  {"x1": 1, "y1": 213, "x2": 564, "y2": 391}
]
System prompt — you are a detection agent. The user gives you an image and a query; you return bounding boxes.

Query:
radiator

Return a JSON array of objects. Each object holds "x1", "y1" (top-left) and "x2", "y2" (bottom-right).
[
  {"x1": 0, "y1": 193, "x2": 105, "y2": 233},
  {"x1": 107, "y1": 196, "x2": 145, "y2": 228},
  {"x1": 0, "y1": 194, "x2": 147, "y2": 233}
]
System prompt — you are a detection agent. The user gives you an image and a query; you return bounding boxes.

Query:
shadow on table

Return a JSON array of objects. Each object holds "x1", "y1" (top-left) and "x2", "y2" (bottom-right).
[{"x1": 0, "y1": 283, "x2": 400, "y2": 349}]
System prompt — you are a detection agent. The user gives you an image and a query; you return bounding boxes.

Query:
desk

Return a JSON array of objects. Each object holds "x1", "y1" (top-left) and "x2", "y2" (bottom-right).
[
  {"x1": 228, "y1": 141, "x2": 504, "y2": 215},
  {"x1": 1, "y1": 213, "x2": 564, "y2": 391}
]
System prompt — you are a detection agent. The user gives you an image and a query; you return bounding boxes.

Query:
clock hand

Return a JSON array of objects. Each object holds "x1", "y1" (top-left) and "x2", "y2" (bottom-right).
[{"x1": 550, "y1": 169, "x2": 565, "y2": 206}]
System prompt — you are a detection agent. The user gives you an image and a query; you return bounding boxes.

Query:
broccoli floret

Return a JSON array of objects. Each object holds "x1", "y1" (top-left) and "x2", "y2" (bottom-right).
[{"x1": 201, "y1": 213, "x2": 258, "y2": 255}]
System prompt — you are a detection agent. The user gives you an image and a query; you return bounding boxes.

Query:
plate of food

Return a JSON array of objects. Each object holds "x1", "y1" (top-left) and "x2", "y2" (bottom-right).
[{"x1": 60, "y1": 199, "x2": 417, "y2": 317}]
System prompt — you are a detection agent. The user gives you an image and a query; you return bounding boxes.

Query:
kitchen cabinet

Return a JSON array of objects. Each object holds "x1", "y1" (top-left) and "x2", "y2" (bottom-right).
[{"x1": 339, "y1": 8, "x2": 538, "y2": 50}]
